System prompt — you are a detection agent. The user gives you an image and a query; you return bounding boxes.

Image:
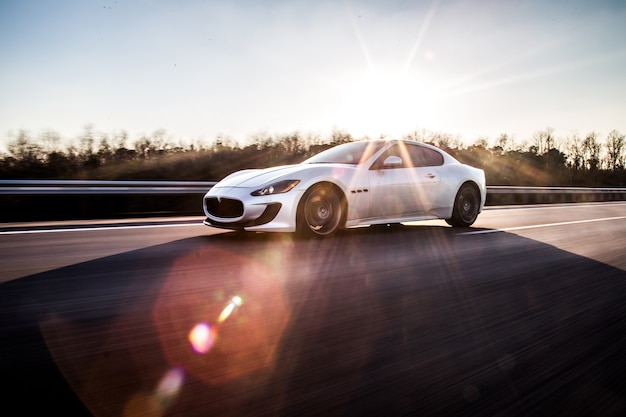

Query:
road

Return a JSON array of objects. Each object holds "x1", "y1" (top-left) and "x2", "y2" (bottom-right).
[{"x1": 1, "y1": 202, "x2": 625, "y2": 416}]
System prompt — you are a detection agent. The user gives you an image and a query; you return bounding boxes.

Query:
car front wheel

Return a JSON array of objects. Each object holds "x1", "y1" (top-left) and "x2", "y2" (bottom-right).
[
  {"x1": 446, "y1": 184, "x2": 480, "y2": 227},
  {"x1": 297, "y1": 183, "x2": 344, "y2": 237}
]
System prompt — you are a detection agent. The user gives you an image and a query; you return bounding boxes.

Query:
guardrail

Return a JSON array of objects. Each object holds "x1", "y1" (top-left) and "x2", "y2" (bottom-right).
[
  {"x1": 0, "y1": 180, "x2": 216, "y2": 195},
  {"x1": 1, "y1": 180, "x2": 625, "y2": 222},
  {"x1": 1, "y1": 180, "x2": 625, "y2": 199},
  {"x1": 488, "y1": 186, "x2": 626, "y2": 195},
  {"x1": 486, "y1": 186, "x2": 626, "y2": 205}
]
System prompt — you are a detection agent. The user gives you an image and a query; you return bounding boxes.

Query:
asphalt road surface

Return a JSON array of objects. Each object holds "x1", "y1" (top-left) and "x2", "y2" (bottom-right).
[{"x1": 1, "y1": 202, "x2": 625, "y2": 416}]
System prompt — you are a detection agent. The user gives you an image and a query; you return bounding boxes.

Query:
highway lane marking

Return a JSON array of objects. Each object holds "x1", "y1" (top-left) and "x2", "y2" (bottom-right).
[
  {"x1": 460, "y1": 216, "x2": 626, "y2": 235},
  {"x1": 0, "y1": 222, "x2": 202, "y2": 236},
  {"x1": 483, "y1": 202, "x2": 626, "y2": 211}
]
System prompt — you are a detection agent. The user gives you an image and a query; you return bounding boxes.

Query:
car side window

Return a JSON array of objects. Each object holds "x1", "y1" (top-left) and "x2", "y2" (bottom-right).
[
  {"x1": 371, "y1": 143, "x2": 445, "y2": 169},
  {"x1": 407, "y1": 145, "x2": 444, "y2": 167}
]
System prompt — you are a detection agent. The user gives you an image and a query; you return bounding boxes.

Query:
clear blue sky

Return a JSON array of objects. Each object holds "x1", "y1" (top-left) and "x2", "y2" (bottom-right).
[{"x1": 1, "y1": 0, "x2": 625, "y2": 148}]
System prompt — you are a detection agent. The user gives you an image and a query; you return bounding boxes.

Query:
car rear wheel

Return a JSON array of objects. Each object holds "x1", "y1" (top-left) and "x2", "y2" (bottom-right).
[
  {"x1": 446, "y1": 184, "x2": 480, "y2": 227},
  {"x1": 297, "y1": 183, "x2": 344, "y2": 237}
]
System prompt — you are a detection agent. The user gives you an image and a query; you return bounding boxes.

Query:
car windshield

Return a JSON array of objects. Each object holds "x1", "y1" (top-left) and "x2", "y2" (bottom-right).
[{"x1": 303, "y1": 141, "x2": 386, "y2": 165}]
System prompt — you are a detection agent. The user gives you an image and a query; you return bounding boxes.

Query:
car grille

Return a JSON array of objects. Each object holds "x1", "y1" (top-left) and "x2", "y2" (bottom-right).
[{"x1": 205, "y1": 197, "x2": 244, "y2": 218}]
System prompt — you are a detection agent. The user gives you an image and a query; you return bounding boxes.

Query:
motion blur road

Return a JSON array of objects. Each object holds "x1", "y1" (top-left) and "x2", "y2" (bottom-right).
[{"x1": 1, "y1": 203, "x2": 625, "y2": 416}]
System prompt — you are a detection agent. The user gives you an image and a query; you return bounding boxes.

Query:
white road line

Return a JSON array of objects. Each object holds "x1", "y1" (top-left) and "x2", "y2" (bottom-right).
[
  {"x1": 483, "y1": 202, "x2": 626, "y2": 211},
  {"x1": 460, "y1": 216, "x2": 626, "y2": 235},
  {"x1": 0, "y1": 222, "x2": 202, "y2": 236}
]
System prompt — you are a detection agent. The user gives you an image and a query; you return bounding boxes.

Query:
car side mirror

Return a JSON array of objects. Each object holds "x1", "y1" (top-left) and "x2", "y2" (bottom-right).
[{"x1": 383, "y1": 155, "x2": 403, "y2": 167}]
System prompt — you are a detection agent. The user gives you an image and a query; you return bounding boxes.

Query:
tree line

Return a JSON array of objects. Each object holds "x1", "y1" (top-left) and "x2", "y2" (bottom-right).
[{"x1": 1, "y1": 126, "x2": 624, "y2": 186}]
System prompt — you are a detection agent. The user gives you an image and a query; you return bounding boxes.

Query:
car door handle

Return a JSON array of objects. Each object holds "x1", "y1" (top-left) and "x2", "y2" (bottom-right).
[{"x1": 426, "y1": 173, "x2": 436, "y2": 179}]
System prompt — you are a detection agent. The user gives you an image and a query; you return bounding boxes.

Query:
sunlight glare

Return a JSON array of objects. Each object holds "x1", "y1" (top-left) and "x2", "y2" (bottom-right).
[{"x1": 338, "y1": 70, "x2": 437, "y2": 137}]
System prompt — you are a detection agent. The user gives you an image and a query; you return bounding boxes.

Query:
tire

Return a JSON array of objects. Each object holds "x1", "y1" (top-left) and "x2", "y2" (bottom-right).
[
  {"x1": 446, "y1": 183, "x2": 480, "y2": 227},
  {"x1": 297, "y1": 183, "x2": 345, "y2": 237}
]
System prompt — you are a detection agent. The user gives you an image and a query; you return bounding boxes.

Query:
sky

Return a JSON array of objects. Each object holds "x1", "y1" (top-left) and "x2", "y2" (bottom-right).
[{"x1": 1, "y1": 0, "x2": 625, "y2": 150}]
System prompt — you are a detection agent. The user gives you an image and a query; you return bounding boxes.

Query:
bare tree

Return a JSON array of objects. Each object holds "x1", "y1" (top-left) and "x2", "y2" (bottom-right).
[
  {"x1": 605, "y1": 129, "x2": 625, "y2": 171},
  {"x1": 493, "y1": 133, "x2": 510, "y2": 154},
  {"x1": 583, "y1": 132, "x2": 602, "y2": 171},
  {"x1": 40, "y1": 130, "x2": 62, "y2": 154},
  {"x1": 97, "y1": 136, "x2": 114, "y2": 164},
  {"x1": 7, "y1": 130, "x2": 43, "y2": 162},
  {"x1": 329, "y1": 128, "x2": 353, "y2": 145},
  {"x1": 532, "y1": 127, "x2": 555, "y2": 155},
  {"x1": 473, "y1": 137, "x2": 490, "y2": 149},
  {"x1": 278, "y1": 132, "x2": 304, "y2": 155},
  {"x1": 566, "y1": 132, "x2": 585, "y2": 171},
  {"x1": 77, "y1": 125, "x2": 96, "y2": 157},
  {"x1": 402, "y1": 129, "x2": 427, "y2": 143}
]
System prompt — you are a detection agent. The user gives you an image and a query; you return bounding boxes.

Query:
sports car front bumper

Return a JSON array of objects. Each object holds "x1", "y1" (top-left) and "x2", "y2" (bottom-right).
[{"x1": 203, "y1": 186, "x2": 305, "y2": 232}]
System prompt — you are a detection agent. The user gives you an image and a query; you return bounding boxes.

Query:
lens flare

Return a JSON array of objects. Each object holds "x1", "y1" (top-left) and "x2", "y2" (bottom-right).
[
  {"x1": 218, "y1": 295, "x2": 243, "y2": 323},
  {"x1": 154, "y1": 246, "x2": 289, "y2": 386},
  {"x1": 188, "y1": 297, "x2": 243, "y2": 354},
  {"x1": 122, "y1": 367, "x2": 185, "y2": 417},
  {"x1": 188, "y1": 322, "x2": 216, "y2": 354},
  {"x1": 156, "y1": 367, "x2": 185, "y2": 401}
]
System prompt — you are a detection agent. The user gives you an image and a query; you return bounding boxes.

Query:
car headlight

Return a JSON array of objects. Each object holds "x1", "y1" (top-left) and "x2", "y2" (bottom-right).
[{"x1": 251, "y1": 180, "x2": 300, "y2": 196}]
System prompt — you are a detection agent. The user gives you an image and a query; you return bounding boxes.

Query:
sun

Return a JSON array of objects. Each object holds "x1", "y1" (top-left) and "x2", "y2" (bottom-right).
[{"x1": 337, "y1": 69, "x2": 438, "y2": 138}]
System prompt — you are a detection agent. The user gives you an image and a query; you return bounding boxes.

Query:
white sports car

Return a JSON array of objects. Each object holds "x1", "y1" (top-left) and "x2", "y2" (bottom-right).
[{"x1": 203, "y1": 139, "x2": 486, "y2": 237}]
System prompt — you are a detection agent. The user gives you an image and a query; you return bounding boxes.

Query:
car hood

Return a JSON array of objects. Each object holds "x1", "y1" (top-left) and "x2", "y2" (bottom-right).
[{"x1": 215, "y1": 164, "x2": 312, "y2": 189}]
